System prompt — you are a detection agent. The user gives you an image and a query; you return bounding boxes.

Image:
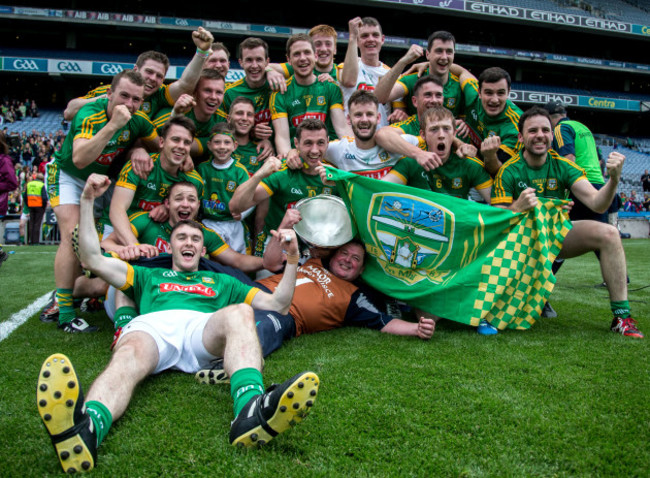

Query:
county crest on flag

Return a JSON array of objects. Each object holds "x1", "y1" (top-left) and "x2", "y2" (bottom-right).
[{"x1": 326, "y1": 168, "x2": 572, "y2": 330}]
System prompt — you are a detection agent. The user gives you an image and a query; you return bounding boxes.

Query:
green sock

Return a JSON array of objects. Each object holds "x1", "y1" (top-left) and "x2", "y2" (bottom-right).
[
  {"x1": 57, "y1": 288, "x2": 75, "y2": 325},
  {"x1": 611, "y1": 300, "x2": 631, "y2": 319},
  {"x1": 114, "y1": 306, "x2": 137, "y2": 329},
  {"x1": 85, "y1": 400, "x2": 113, "y2": 447},
  {"x1": 230, "y1": 368, "x2": 264, "y2": 418}
]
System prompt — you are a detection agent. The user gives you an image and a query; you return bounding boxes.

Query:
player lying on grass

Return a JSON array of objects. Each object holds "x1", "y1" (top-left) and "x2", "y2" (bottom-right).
[
  {"x1": 36, "y1": 173, "x2": 320, "y2": 474},
  {"x1": 490, "y1": 105, "x2": 643, "y2": 338}
]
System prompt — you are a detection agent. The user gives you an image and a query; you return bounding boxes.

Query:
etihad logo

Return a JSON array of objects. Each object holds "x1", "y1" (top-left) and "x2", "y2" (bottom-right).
[{"x1": 159, "y1": 282, "x2": 216, "y2": 297}]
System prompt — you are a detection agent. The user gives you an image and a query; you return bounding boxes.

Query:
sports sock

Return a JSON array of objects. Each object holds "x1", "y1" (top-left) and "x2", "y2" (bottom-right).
[
  {"x1": 230, "y1": 368, "x2": 264, "y2": 418},
  {"x1": 85, "y1": 400, "x2": 113, "y2": 447},
  {"x1": 611, "y1": 300, "x2": 631, "y2": 319},
  {"x1": 57, "y1": 288, "x2": 75, "y2": 325},
  {"x1": 114, "y1": 306, "x2": 137, "y2": 329}
]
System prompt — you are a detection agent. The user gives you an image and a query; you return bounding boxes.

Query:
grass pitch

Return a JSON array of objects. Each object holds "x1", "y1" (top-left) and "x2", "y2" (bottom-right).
[{"x1": 0, "y1": 241, "x2": 648, "y2": 477}]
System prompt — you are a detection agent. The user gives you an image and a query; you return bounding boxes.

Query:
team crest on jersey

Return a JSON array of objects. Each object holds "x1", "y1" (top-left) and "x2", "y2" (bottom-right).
[
  {"x1": 226, "y1": 180, "x2": 236, "y2": 192},
  {"x1": 547, "y1": 178, "x2": 557, "y2": 190},
  {"x1": 141, "y1": 102, "x2": 151, "y2": 114},
  {"x1": 202, "y1": 276, "x2": 215, "y2": 284},
  {"x1": 250, "y1": 156, "x2": 259, "y2": 165},
  {"x1": 379, "y1": 151, "x2": 390, "y2": 163},
  {"x1": 317, "y1": 96, "x2": 326, "y2": 106},
  {"x1": 119, "y1": 131, "x2": 131, "y2": 143},
  {"x1": 446, "y1": 98, "x2": 456, "y2": 108},
  {"x1": 367, "y1": 193, "x2": 455, "y2": 285},
  {"x1": 452, "y1": 178, "x2": 462, "y2": 189}
]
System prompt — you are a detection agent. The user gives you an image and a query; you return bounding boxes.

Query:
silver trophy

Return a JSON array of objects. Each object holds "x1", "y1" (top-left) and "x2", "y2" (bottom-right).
[{"x1": 293, "y1": 195, "x2": 354, "y2": 248}]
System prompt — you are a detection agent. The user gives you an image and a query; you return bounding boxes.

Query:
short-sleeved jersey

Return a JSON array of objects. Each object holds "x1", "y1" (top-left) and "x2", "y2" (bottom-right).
[
  {"x1": 184, "y1": 109, "x2": 227, "y2": 159},
  {"x1": 390, "y1": 154, "x2": 492, "y2": 199},
  {"x1": 326, "y1": 134, "x2": 420, "y2": 179},
  {"x1": 119, "y1": 263, "x2": 259, "y2": 315},
  {"x1": 220, "y1": 78, "x2": 272, "y2": 125},
  {"x1": 389, "y1": 114, "x2": 421, "y2": 137},
  {"x1": 394, "y1": 70, "x2": 464, "y2": 117},
  {"x1": 553, "y1": 118, "x2": 604, "y2": 185},
  {"x1": 80, "y1": 84, "x2": 174, "y2": 124},
  {"x1": 128, "y1": 212, "x2": 229, "y2": 258},
  {"x1": 491, "y1": 151, "x2": 587, "y2": 205},
  {"x1": 270, "y1": 77, "x2": 344, "y2": 142},
  {"x1": 233, "y1": 140, "x2": 262, "y2": 175},
  {"x1": 198, "y1": 158, "x2": 250, "y2": 221},
  {"x1": 257, "y1": 258, "x2": 391, "y2": 336},
  {"x1": 260, "y1": 168, "x2": 337, "y2": 233},
  {"x1": 116, "y1": 153, "x2": 204, "y2": 214},
  {"x1": 461, "y1": 78, "x2": 522, "y2": 162},
  {"x1": 280, "y1": 63, "x2": 339, "y2": 82},
  {"x1": 54, "y1": 98, "x2": 157, "y2": 180},
  {"x1": 338, "y1": 59, "x2": 393, "y2": 127}
]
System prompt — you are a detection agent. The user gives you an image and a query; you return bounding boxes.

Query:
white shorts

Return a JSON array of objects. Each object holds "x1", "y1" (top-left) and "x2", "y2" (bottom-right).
[
  {"x1": 203, "y1": 218, "x2": 246, "y2": 254},
  {"x1": 47, "y1": 165, "x2": 86, "y2": 207},
  {"x1": 118, "y1": 309, "x2": 218, "y2": 374}
]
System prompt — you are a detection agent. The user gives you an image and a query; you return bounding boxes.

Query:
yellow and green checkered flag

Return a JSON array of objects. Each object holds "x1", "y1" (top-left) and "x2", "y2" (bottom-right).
[{"x1": 327, "y1": 168, "x2": 572, "y2": 329}]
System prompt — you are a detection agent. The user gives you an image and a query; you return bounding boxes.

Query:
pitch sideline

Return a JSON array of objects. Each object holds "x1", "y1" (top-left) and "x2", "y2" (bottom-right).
[{"x1": 0, "y1": 291, "x2": 53, "y2": 342}]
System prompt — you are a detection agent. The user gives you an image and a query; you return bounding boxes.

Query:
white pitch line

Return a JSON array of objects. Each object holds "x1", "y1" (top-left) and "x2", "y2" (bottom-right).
[{"x1": 0, "y1": 291, "x2": 53, "y2": 342}]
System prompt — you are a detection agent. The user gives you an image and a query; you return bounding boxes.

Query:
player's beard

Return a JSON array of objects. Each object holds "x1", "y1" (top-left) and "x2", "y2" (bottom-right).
[{"x1": 352, "y1": 122, "x2": 377, "y2": 142}]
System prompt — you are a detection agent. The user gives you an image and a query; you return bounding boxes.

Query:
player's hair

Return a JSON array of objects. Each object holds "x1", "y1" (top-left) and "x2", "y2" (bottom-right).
[
  {"x1": 420, "y1": 105, "x2": 454, "y2": 131},
  {"x1": 230, "y1": 95, "x2": 255, "y2": 112},
  {"x1": 348, "y1": 90, "x2": 379, "y2": 110},
  {"x1": 295, "y1": 118, "x2": 327, "y2": 141},
  {"x1": 360, "y1": 17, "x2": 382, "y2": 35},
  {"x1": 286, "y1": 33, "x2": 314, "y2": 56},
  {"x1": 111, "y1": 69, "x2": 145, "y2": 90},
  {"x1": 135, "y1": 51, "x2": 170, "y2": 72},
  {"x1": 211, "y1": 42, "x2": 231, "y2": 59},
  {"x1": 238, "y1": 37, "x2": 269, "y2": 59},
  {"x1": 478, "y1": 67, "x2": 511, "y2": 89},
  {"x1": 413, "y1": 75, "x2": 444, "y2": 97},
  {"x1": 171, "y1": 219, "x2": 204, "y2": 239},
  {"x1": 167, "y1": 180, "x2": 198, "y2": 200},
  {"x1": 309, "y1": 24, "x2": 337, "y2": 40},
  {"x1": 199, "y1": 68, "x2": 225, "y2": 83},
  {"x1": 209, "y1": 122, "x2": 235, "y2": 138},
  {"x1": 160, "y1": 116, "x2": 196, "y2": 139},
  {"x1": 518, "y1": 105, "x2": 552, "y2": 132},
  {"x1": 427, "y1": 31, "x2": 456, "y2": 51}
]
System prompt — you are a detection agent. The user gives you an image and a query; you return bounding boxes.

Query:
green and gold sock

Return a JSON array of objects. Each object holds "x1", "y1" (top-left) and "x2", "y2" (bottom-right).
[{"x1": 57, "y1": 288, "x2": 75, "y2": 325}]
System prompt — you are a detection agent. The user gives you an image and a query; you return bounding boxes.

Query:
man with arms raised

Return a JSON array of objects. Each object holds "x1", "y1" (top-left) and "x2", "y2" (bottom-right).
[
  {"x1": 37, "y1": 173, "x2": 319, "y2": 473},
  {"x1": 491, "y1": 106, "x2": 642, "y2": 338},
  {"x1": 43, "y1": 70, "x2": 159, "y2": 332},
  {"x1": 269, "y1": 34, "x2": 350, "y2": 158}
]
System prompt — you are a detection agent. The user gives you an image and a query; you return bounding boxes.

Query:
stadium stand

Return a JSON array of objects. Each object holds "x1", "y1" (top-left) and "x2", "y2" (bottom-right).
[{"x1": 2, "y1": 110, "x2": 64, "y2": 136}]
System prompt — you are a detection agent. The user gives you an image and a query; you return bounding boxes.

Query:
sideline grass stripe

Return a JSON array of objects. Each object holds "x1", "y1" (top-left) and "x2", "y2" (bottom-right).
[{"x1": 0, "y1": 291, "x2": 52, "y2": 342}]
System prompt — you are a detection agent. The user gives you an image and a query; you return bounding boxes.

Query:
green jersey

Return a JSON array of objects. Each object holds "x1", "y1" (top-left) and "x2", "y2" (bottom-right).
[
  {"x1": 185, "y1": 109, "x2": 227, "y2": 161},
  {"x1": 491, "y1": 151, "x2": 587, "y2": 206},
  {"x1": 260, "y1": 167, "x2": 337, "y2": 234},
  {"x1": 269, "y1": 77, "x2": 344, "y2": 142},
  {"x1": 281, "y1": 62, "x2": 339, "y2": 81},
  {"x1": 390, "y1": 154, "x2": 492, "y2": 199},
  {"x1": 115, "y1": 153, "x2": 204, "y2": 214},
  {"x1": 80, "y1": 84, "x2": 174, "y2": 123},
  {"x1": 129, "y1": 211, "x2": 229, "y2": 258},
  {"x1": 552, "y1": 118, "x2": 604, "y2": 185},
  {"x1": 197, "y1": 158, "x2": 250, "y2": 221},
  {"x1": 395, "y1": 70, "x2": 464, "y2": 117},
  {"x1": 54, "y1": 98, "x2": 157, "y2": 180},
  {"x1": 233, "y1": 140, "x2": 261, "y2": 175},
  {"x1": 461, "y1": 78, "x2": 522, "y2": 162},
  {"x1": 221, "y1": 78, "x2": 272, "y2": 124},
  {"x1": 119, "y1": 263, "x2": 260, "y2": 315},
  {"x1": 390, "y1": 115, "x2": 421, "y2": 137}
]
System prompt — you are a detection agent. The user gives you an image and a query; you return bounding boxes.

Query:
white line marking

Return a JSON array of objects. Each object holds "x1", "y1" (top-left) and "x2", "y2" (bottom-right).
[{"x1": 0, "y1": 291, "x2": 53, "y2": 342}]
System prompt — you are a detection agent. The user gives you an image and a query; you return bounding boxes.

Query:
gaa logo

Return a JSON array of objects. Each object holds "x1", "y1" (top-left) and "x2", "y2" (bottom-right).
[
  {"x1": 100, "y1": 63, "x2": 124, "y2": 75},
  {"x1": 57, "y1": 61, "x2": 82, "y2": 72},
  {"x1": 12, "y1": 59, "x2": 39, "y2": 70}
]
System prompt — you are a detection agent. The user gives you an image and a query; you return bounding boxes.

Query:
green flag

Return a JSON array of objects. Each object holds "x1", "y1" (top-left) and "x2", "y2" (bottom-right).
[{"x1": 326, "y1": 168, "x2": 572, "y2": 330}]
